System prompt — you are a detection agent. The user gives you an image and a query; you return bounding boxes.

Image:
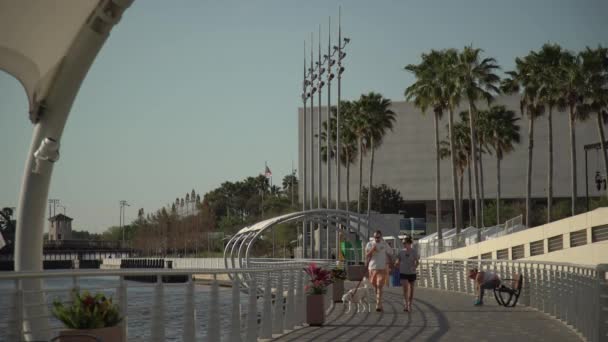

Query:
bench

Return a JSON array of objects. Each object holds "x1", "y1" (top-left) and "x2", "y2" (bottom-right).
[{"x1": 493, "y1": 273, "x2": 523, "y2": 307}]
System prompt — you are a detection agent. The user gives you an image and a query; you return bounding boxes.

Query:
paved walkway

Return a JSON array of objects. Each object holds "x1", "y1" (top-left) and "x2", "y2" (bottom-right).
[{"x1": 272, "y1": 284, "x2": 582, "y2": 342}]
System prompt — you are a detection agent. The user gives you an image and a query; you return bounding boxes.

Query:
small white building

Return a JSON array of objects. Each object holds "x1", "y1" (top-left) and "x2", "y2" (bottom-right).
[{"x1": 48, "y1": 214, "x2": 73, "y2": 241}]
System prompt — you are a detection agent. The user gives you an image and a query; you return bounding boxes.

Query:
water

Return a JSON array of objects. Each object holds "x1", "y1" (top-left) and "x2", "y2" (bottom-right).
[{"x1": 0, "y1": 277, "x2": 253, "y2": 341}]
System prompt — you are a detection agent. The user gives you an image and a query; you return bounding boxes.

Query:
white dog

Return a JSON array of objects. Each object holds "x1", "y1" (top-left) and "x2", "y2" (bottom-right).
[{"x1": 342, "y1": 277, "x2": 373, "y2": 313}]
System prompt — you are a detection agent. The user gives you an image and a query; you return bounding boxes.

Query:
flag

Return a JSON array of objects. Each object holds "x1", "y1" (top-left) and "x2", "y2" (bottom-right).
[{"x1": 264, "y1": 165, "x2": 272, "y2": 178}]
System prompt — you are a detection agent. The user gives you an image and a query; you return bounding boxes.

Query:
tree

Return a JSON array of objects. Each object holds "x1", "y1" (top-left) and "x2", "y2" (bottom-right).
[
  {"x1": 502, "y1": 53, "x2": 544, "y2": 227},
  {"x1": 579, "y1": 46, "x2": 608, "y2": 198},
  {"x1": 440, "y1": 120, "x2": 471, "y2": 225},
  {"x1": 559, "y1": 51, "x2": 589, "y2": 216},
  {"x1": 534, "y1": 44, "x2": 565, "y2": 222},
  {"x1": 481, "y1": 105, "x2": 520, "y2": 224},
  {"x1": 359, "y1": 184, "x2": 405, "y2": 214},
  {"x1": 282, "y1": 173, "x2": 299, "y2": 206},
  {"x1": 456, "y1": 46, "x2": 501, "y2": 231},
  {"x1": 405, "y1": 49, "x2": 452, "y2": 236},
  {"x1": 358, "y1": 92, "x2": 396, "y2": 218}
]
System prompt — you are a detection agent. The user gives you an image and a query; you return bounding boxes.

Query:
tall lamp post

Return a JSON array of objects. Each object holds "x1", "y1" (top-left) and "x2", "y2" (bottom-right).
[
  {"x1": 308, "y1": 33, "x2": 319, "y2": 259},
  {"x1": 119, "y1": 200, "x2": 130, "y2": 247},
  {"x1": 302, "y1": 41, "x2": 309, "y2": 258},
  {"x1": 334, "y1": 7, "x2": 349, "y2": 258}
]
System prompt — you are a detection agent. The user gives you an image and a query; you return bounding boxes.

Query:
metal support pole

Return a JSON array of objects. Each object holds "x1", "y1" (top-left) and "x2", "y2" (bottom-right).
[
  {"x1": 302, "y1": 41, "x2": 308, "y2": 259},
  {"x1": 309, "y1": 33, "x2": 316, "y2": 259},
  {"x1": 585, "y1": 148, "x2": 589, "y2": 212}
]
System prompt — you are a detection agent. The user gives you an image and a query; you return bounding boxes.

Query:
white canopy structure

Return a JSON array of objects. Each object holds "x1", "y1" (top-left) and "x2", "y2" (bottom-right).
[{"x1": 0, "y1": 1, "x2": 134, "y2": 340}]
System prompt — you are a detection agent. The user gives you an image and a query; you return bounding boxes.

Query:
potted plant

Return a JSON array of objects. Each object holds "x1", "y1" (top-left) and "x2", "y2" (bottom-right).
[
  {"x1": 52, "y1": 289, "x2": 123, "y2": 342},
  {"x1": 330, "y1": 268, "x2": 347, "y2": 303},
  {"x1": 303, "y1": 263, "x2": 332, "y2": 326}
]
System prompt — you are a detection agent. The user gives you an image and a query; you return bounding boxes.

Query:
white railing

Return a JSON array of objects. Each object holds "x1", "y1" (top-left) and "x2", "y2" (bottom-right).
[
  {"x1": 417, "y1": 259, "x2": 608, "y2": 342},
  {"x1": 0, "y1": 266, "x2": 336, "y2": 342},
  {"x1": 418, "y1": 215, "x2": 527, "y2": 257}
]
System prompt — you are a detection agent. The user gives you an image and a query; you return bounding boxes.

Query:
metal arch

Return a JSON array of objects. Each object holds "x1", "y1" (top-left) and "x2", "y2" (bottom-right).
[{"x1": 242, "y1": 209, "x2": 371, "y2": 270}]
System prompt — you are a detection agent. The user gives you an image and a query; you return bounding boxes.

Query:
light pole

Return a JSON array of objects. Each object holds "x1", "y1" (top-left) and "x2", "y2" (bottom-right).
[
  {"x1": 309, "y1": 33, "x2": 319, "y2": 259},
  {"x1": 48, "y1": 198, "x2": 60, "y2": 218},
  {"x1": 334, "y1": 6, "x2": 350, "y2": 258},
  {"x1": 302, "y1": 40, "x2": 309, "y2": 258},
  {"x1": 119, "y1": 200, "x2": 130, "y2": 246},
  {"x1": 316, "y1": 26, "x2": 325, "y2": 259}
]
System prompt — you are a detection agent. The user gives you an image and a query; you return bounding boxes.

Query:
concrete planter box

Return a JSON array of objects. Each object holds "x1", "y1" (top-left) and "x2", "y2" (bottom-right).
[
  {"x1": 332, "y1": 279, "x2": 345, "y2": 302},
  {"x1": 58, "y1": 326, "x2": 122, "y2": 342},
  {"x1": 346, "y1": 265, "x2": 367, "y2": 281},
  {"x1": 306, "y1": 294, "x2": 325, "y2": 326}
]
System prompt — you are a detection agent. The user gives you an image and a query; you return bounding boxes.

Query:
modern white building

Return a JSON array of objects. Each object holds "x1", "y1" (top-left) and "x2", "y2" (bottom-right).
[{"x1": 298, "y1": 94, "x2": 608, "y2": 234}]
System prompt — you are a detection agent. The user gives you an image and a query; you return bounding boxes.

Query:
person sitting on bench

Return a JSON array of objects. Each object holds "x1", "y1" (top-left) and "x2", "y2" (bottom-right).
[{"x1": 468, "y1": 268, "x2": 501, "y2": 306}]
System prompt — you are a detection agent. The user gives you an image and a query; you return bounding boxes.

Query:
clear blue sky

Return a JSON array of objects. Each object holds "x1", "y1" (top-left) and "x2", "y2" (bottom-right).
[{"x1": 1, "y1": 0, "x2": 607, "y2": 233}]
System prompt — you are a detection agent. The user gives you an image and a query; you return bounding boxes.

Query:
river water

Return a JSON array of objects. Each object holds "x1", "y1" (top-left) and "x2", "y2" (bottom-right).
[{"x1": 0, "y1": 276, "x2": 253, "y2": 341}]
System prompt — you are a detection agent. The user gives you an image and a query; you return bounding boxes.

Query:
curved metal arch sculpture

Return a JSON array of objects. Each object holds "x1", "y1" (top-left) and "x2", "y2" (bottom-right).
[{"x1": 223, "y1": 209, "x2": 372, "y2": 288}]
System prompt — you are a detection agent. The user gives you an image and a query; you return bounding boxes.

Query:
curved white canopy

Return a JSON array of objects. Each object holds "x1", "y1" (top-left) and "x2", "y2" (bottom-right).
[{"x1": 0, "y1": 0, "x2": 99, "y2": 114}]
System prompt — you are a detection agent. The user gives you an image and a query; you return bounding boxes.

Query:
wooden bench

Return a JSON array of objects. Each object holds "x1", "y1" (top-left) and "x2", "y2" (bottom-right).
[{"x1": 493, "y1": 273, "x2": 523, "y2": 307}]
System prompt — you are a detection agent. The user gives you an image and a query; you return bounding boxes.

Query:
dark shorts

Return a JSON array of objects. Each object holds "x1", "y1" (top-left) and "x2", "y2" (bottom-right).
[{"x1": 400, "y1": 273, "x2": 417, "y2": 283}]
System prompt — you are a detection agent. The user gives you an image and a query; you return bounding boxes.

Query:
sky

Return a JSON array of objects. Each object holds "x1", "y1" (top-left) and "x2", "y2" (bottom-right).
[{"x1": 1, "y1": 0, "x2": 607, "y2": 233}]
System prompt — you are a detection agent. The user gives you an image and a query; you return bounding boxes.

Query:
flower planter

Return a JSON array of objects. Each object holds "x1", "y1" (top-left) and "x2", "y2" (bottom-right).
[
  {"x1": 332, "y1": 279, "x2": 345, "y2": 302},
  {"x1": 346, "y1": 264, "x2": 367, "y2": 281},
  {"x1": 58, "y1": 326, "x2": 123, "y2": 342},
  {"x1": 306, "y1": 294, "x2": 325, "y2": 326}
]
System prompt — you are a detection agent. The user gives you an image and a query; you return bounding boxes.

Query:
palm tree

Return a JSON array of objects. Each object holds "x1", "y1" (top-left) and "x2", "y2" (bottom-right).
[
  {"x1": 534, "y1": 44, "x2": 565, "y2": 222},
  {"x1": 579, "y1": 46, "x2": 608, "y2": 198},
  {"x1": 482, "y1": 105, "x2": 521, "y2": 224},
  {"x1": 323, "y1": 101, "x2": 359, "y2": 210},
  {"x1": 456, "y1": 46, "x2": 501, "y2": 230},
  {"x1": 502, "y1": 53, "x2": 544, "y2": 227},
  {"x1": 405, "y1": 50, "x2": 449, "y2": 237},
  {"x1": 440, "y1": 120, "x2": 470, "y2": 227},
  {"x1": 559, "y1": 51, "x2": 588, "y2": 216},
  {"x1": 357, "y1": 92, "x2": 396, "y2": 218}
]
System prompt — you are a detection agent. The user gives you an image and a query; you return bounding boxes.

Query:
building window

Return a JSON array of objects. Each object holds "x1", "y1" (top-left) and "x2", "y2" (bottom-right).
[
  {"x1": 58, "y1": 233, "x2": 62, "y2": 240},
  {"x1": 530, "y1": 240, "x2": 544, "y2": 256},
  {"x1": 592, "y1": 224, "x2": 608, "y2": 243},
  {"x1": 569, "y1": 229, "x2": 587, "y2": 247},
  {"x1": 496, "y1": 249, "x2": 508, "y2": 260},
  {"x1": 511, "y1": 245, "x2": 524, "y2": 260},
  {"x1": 548, "y1": 235, "x2": 563, "y2": 253},
  {"x1": 481, "y1": 252, "x2": 492, "y2": 260}
]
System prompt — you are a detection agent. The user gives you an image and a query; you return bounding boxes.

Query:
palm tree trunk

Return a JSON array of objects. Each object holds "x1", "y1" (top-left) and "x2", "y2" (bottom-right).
[
  {"x1": 434, "y1": 112, "x2": 442, "y2": 237},
  {"x1": 459, "y1": 170, "x2": 464, "y2": 217},
  {"x1": 479, "y1": 141, "x2": 485, "y2": 227},
  {"x1": 547, "y1": 107, "x2": 553, "y2": 223},
  {"x1": 357, "y1": 137, "x2": 364, "y2": 214},
  {"x1": 448, "y1": 109, "x2": 462, "y2": 234},
  {"x1": 597, "y1": 111, "x2": 608, "y2": 198},
  {"x1": 569, "y1": 107, "x2": 578, "y2": 216},
  {"x1": 468, "y1": 102, "x2": 481, "y2": 230},
  {"x1": 496, "y1": 153, "x2": 501, "y2": 225},
  {"x1": 525, "y1": 115, "x2": 534, "y2": 228},
  {"x1": 346, "y1": 159, "x2": 351, "y2": 212},
  {"x1": 467, "y1": 157, "x2": 473, "y2": 226},
  {"x1": 367, "y1": 138, "x2": 375, "y2": 217}
]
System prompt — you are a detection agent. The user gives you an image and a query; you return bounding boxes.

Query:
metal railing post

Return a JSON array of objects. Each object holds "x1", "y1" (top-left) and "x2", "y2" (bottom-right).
[
  {"x1": 245, "y1": 276, "x2": 258, "y2": 342},
  {"x1": 207, "y1": 274, "x2": 220, "y2": 342},
  {"x1": 118, "y1": 276, "x2": 128, "y2": 341},
  {"x1": 272, "y1": 270, "x2": 285, "y2": 335},
  {"x1": 259, "y1": 273, "x2": 273, "y2": 339},
  {"x1": 151, "y1": 275, "x2": 165, "y2": 342},
  {"x1": 594, "y1": 264, "x2": 608, "y2": 342},
  {"x1": 229, "y1": 274, "x2": 242, "y2": 342},
  {"x1": 285, "y1": 270, "x2": 295, "y2": 330},
  {"x1": 183, "y1": 276, "x2": 196, "y2": 342}
]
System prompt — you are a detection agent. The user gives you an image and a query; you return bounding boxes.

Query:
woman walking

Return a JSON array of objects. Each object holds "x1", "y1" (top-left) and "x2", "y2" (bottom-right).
[{"x1": 395, "y1": 237, "x2": 419, "y2": 312}]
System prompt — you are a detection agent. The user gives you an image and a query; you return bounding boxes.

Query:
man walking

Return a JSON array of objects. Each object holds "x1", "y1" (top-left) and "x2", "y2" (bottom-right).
[{"x1": 365, "y1": 230, "x2": 393, "y2": 312}]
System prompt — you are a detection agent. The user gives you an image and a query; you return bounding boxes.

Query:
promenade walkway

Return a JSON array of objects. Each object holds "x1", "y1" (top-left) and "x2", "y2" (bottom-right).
[{"x1": 272, "y1": 284, "x2": 581, "y2": 342}]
